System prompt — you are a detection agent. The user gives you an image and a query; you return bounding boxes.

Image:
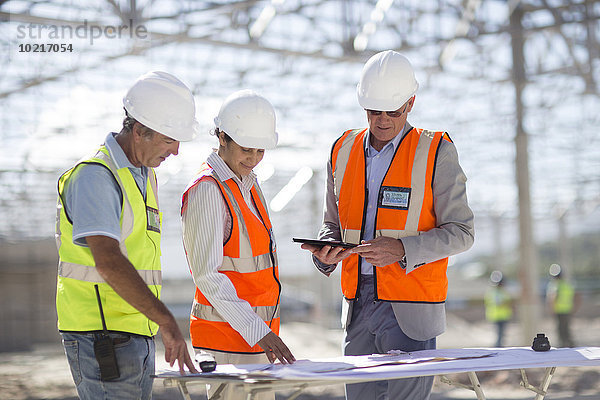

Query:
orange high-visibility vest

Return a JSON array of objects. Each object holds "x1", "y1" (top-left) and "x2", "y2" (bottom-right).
[
  {"x1": 181, "y1": 163, "x2": 280, "y2": 353},
  {"x1": 332, "y1": 127, "x2": 451, "y2": 303}
]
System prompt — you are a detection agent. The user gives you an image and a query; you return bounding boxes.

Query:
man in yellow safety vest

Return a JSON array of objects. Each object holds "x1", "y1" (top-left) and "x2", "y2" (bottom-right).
[
  {"x1": 546, "y1": 264, "x2": 580, "y2": 347},
  {"x1": 484, "y1": 271, "x2": 513, "y2": 347},
  {"x1": 55, "y1": 71, "x2": 199, "y2": 399}
]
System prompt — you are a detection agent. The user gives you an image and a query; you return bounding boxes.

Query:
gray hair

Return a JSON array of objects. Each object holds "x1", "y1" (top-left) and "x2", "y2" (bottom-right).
[{"x1": 122, "y1": 109, "x2": 155, "y2": 139}]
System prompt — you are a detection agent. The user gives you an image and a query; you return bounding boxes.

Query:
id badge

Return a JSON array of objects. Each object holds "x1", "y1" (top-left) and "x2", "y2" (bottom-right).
[
  {"x1": 146, "y1": 206, "x2": 161, "y2": 233},
  {"x1": 378, "y1": 186, "x2": 411, "y2": 210}
]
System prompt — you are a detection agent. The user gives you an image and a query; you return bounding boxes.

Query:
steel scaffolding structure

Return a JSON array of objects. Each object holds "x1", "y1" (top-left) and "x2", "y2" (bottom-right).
[{"x1": 1, "y1": 0, "x2": 599, "y2": 339}]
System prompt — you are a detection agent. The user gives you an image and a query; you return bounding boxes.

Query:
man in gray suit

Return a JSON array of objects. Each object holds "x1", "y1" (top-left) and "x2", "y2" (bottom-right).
[{"x1": 301, "y1": 50, "x2": 474, "y2": 400}]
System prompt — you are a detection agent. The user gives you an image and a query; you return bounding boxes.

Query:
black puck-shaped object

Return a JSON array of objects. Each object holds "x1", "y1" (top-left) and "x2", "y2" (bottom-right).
[
  {"x1": 532, "y1": 333, "x2": 551, "y2": 351},
  {"x1": 199, "y1": 360, "x2": 217, "y2": 372},
  {"x1": 196, "y1": 352, "x2": 217, "y2": 372}
]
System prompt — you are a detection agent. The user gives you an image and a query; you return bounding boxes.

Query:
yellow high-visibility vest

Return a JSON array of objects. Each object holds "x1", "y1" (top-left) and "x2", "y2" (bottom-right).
[
  {"x1": 484, "y1": 287, "x2": 512, "y2": 322},
  {"x1": 55, "y1": 145, "x2": 162, "y2": 336},
  {"x1": 549, "y1": 280, "x2": 575, "y2": 314}
]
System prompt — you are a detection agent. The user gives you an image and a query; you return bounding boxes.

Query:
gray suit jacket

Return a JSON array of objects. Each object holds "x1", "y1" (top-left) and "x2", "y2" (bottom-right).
[{"x1": 314, "y1": 124, "x2": 474, "y2": 341}]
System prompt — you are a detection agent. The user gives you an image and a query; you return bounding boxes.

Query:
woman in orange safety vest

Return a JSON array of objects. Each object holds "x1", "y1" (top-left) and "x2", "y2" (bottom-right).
[{"x1": 181, "y1": 90, "x2": 295, "y2": 400}]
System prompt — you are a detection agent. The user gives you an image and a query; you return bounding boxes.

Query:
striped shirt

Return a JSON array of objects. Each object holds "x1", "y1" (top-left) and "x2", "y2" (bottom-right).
[{"x1": 181, "y1": 151, "x2": 271, "y2": 347}]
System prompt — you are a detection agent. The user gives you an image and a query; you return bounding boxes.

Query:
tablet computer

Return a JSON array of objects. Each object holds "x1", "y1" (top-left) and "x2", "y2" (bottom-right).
[{"x1": 292, "y1": 237, "x2": 357, "y2": 249}]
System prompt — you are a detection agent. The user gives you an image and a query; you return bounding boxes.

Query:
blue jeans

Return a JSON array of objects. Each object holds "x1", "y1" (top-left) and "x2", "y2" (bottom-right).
[
  {"x1": 344, "y1": 275, "x2": 436, "y2": 400},
  {"x1": 61, "y1": 332, "x2": 155, "y2": 400}
]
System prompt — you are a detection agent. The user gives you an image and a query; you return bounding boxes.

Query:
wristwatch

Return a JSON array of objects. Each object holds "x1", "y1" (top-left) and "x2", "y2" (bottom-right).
[
  {"x1": 398, "y1": 239, "x2": 407, "y2": 269},
  {"x1": 400, "y1": 254, "x2": 407, "y2": 269}
]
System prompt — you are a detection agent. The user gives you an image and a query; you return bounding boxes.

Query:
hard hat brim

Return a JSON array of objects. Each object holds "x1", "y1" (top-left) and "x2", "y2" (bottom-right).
[
  {"x1": 215, "y1": 114, "x2": 278, "y2": 149},
  {"x1": 356, "y1": 83, "x2": 418, "y2": 112},
  {"x1": 124, "y1": 102, "x2": 199, "y2": 142}
]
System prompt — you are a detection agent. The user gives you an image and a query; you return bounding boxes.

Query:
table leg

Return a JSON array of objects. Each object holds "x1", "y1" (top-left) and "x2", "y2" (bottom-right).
[
  {"x1": 176, "y1": 381, "x2": 193, "y2": 400},
  {"x1": 467, "y1": 371, "x2": 486, "y2": 400},
  {"x1": 286, "y1": 383, "x2": 310, "y2": 400},
  {"x1": 210, "y1": 383, "x2": 227, "y2": 399},
  {"x1": 440, "y1": 373, "x2": 487, "y2": 400},
  {"x1": 520, "y1": 367, "x2": 556, "y2": 400},
  {"x1": 535, "y1": 367, "x2": 556, "y2": 400}
]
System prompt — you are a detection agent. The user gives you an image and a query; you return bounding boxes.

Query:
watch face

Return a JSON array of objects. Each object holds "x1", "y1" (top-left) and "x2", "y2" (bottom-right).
[{"x1": 400, "y1": 255, "x2": 407, "y2": 268}]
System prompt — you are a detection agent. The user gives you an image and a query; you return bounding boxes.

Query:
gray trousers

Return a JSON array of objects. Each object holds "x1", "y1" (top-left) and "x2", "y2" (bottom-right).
[
  {"x1": 344, "y1": 275, "x2": 436, "y2": 400},
  {"x1": 556, "y1": 313, "x2": 575, "y2": 347}
]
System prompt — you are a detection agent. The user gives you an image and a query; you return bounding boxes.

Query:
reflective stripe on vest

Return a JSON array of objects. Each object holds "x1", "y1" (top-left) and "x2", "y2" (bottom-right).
[
  {"x1": 333, "y1": 127, "x2": 450, "y2": 303},
  {"x1": 192, "y1": 301, "x2": 278, "y2": 322},
  {"x1": 182, "y1": 162, "x2": 280, "y2": 353},
  {"x1": 55, "y1": 145, "x2": 162, "y2": 336},
  {"x1": 58, "y1": 261, "x2": 162, "y2": 285},
  {"x1": 221, "y1": 253, "x2": 274, "y2": 273}
]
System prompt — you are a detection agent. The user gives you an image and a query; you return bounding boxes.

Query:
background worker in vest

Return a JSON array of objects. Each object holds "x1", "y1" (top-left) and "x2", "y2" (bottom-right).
[
  {"x1": 181, "y1": 90, "x2": 295, "y2": 400},
  {"x1": 301, "y1": 50, "x2": 474, "y2": 400},
  {"x1": 55, "y1": 71, "x2": 199, "y2": 400},
  {"x1": 484, "y1": 271, "x2": 513, "y2": 347},
  {"x1": 546, "y1": 263, "x2": 580, "y2": 347}
]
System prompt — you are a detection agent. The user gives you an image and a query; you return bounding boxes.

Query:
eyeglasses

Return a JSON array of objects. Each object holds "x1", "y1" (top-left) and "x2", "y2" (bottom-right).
[{"x1": 366, "y1": 103, "x2": 408, "y2": 118}]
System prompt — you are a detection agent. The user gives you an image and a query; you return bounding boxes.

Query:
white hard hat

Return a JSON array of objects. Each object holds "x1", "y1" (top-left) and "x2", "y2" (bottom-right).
[
  {"x1": 214, "y1": 90, "x2": 278, "y2": 149},
  {"x1": 356, "y1": 50, "x2": 419, "y2": 111},
  {"x1": 123, "y1": 71, "x2": 199, "y2": 142},
  {"x1": 490, "y1": 270, "x2": 504, "y2": 285},
  {"x1": 549, "y1": 263, "x2": 562, "y2": 277}
]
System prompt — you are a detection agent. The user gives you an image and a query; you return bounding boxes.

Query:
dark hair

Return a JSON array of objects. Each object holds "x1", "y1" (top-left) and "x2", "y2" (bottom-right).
[
  {"x1": 122, "y1": 110, "x2": 136, "y2": 133},
  {"x1": 215, "y1": 128, "x2": 233, "y2": 143}
]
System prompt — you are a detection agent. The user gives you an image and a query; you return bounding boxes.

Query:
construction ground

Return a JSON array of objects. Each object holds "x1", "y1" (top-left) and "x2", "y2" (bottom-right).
[{"x1": 2, "y1": 299, "x2": 600, "y2": 400}]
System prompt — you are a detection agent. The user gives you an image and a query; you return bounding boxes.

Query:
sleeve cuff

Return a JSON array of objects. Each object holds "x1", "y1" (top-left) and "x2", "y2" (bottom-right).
[
  {"x1": 400, "y1": 238, "x2": 418, "y2": 274},
  {"x1": 313, "y1": 255, "x2": 336, "y2": 276},
  {"x1": 240, "y1": 318, "x2": 272, "y2": 347},
  {"x1": 72, "y1": 231, "x2": 121, "y2": 247}
]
